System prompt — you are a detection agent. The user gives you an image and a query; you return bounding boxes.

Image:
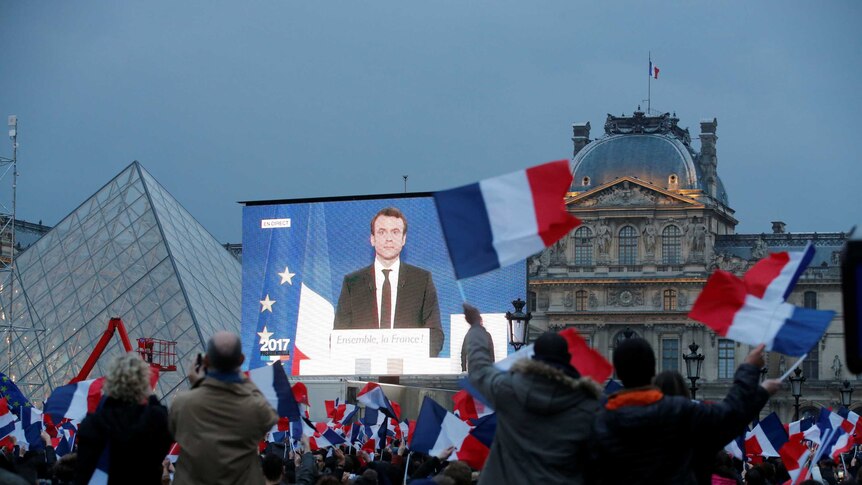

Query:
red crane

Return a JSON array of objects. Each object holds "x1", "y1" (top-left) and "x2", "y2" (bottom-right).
[{"x1": 69, "y1": 317, "x2": 177, "y2": 384}]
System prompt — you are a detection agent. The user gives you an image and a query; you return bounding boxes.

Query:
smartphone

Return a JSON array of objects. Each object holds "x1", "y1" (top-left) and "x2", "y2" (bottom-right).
[{"x1": 195, "y1": 353, "x2": 203, "y2": 373}]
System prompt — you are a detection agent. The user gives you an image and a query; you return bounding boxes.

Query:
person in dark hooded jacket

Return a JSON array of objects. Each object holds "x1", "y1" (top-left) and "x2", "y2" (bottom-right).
[
  {"x1": 463, "y1": 303, "x2": 602, "y2": 485},
  {"x1": 75, "y1": 353, "x2": 172, "y2": 485},
  {"x1": 592, "y1": 337, "x2": 781, "y2": 485}
]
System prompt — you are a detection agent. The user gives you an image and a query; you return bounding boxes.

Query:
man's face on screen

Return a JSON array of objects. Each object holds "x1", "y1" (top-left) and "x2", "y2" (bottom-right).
[{"x1": 370, "y1": 215, "x2": 406, "y2": 264}]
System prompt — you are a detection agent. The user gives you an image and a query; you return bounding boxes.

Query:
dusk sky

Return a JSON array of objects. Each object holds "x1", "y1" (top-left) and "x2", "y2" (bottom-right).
[{"x1": 1, "y1": 2, "x2": 860, "y2": 243}]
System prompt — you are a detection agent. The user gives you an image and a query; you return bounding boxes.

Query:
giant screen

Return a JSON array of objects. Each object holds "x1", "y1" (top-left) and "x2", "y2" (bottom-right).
[{"x1": 242, "y1": 194, "x2": 527, "y2": 375}]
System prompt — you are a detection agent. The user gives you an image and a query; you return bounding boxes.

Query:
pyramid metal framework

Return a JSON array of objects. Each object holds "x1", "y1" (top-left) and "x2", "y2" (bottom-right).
[{"x1": 0, "y1": 162, "x2": 241, "y2": 403}]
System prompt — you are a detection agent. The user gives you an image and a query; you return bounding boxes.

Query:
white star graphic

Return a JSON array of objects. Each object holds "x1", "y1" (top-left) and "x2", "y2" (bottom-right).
[
  {"x1": 257, "y1": 326, "x2": 274, "y2": 342},
  {"x1": 278, "y1": 266, "x2": 296, "y2": 285},
  {"x1": 260, "y1": 294, "x2": 276, "y2": 313}
]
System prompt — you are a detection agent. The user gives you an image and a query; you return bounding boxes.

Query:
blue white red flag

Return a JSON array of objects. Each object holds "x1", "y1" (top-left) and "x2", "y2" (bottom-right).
[
  {"x1": 455, "y1": 413, "x2": 495, "y2": 470},
  {"x1": 0, "y1": 398, "x2": 15, "y2": 439},
  {"x1": 166, "y1": 443, "x2": 180, "y2": 464},
  {"x1": 357, "y1": 383, "x2": 399, "y2": 420},
  {"x1": 452, "y1": 389, "x2": 493, "y2": 423},
  {"x1": 433, "y1": 160, "x2": 580, "y2": 279},
  {"x1": 778, "y1": 440, "x2": 811, "y2": 484},
  {"x1": 247, "y1": 360, "x2": 301, "y2": 421},
  {"x1": 649, "y1": 61, "x2": 659, "y2": 79},
  {"x1": 836, "y1": 407, "x2": 860, "y2": 440},
  {"x1": 724, "y1": 434, "x2": 745, "y2": 460},
  {"x1": 786, "y1": 416, "x2": 817, "y2": 443},
  {"x1": 0, "y1": 373, "x2": 32, "y2": 415},
  {"x1": 689, "y1": 244, "x2": 834, "y2": 356},
  {"x1": 745, "y1": 412, "x2": 788, "y2": 457},
  {"x1": 411, "y1": 397, "x2": 472, "y2": 458},
  {"x1": 45, "y1": 377, "x2": 105, "y2": 422}
]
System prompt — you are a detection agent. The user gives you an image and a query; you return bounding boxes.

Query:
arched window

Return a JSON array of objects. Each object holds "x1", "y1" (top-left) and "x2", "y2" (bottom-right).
[
  {"x1": 668, "y1": 174, "x2": 678, "y2": 188},
  {"x1": 663, "y1": 289, "x2": 677, "y2": 311},
  {"x1": 804, "y1": 291, "x2": 817, "y2": 309},
  {"x1": 662, "y1": 225, "x2": 682, "y2": 265},
  {"x1": 575, "y1": 290, "x2": 588, "y2": 311},
  {"x1": 574, "y1": 227, "x2": 593, "y2": 266},
  {"x1": 582, "y1": 176, "x2": 590, "y2": 186},
  {"x1": 618, "y1": 226, "x2": 638, "y2": 265}
]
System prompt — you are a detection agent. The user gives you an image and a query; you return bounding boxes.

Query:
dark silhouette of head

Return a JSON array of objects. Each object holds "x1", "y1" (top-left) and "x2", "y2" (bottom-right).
[
  {"x1": 532, "y1": 332, "x2": 581, "y2": 378},
  {"x1": 613, "y1": 337, "x2": 655, "y2": 388},
  {"x1": 653, "y1": 370, "x2": 690, "y2": 399},
  {"x1": 261, "y1": 453, "x2": 284, "y2": 482},
  {"x1": 206, "y1": 331, "x2": 244, "y2": 373}
]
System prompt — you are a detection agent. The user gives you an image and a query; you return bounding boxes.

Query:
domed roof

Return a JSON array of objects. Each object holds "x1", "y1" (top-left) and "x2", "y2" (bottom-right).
[{"x1": 571, "y1": 112, "x2": 729, "y2": 205}]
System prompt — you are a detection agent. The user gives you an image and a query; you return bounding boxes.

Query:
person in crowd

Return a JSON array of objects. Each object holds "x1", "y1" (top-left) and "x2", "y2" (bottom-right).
[
  {"x1": 463, "y1": 303, "x2": 602, "y2": 484},
  {"x1": 169, "y1": 331, "x2": 277, "y2": 485},
  {"x1": 592, "y1": 337, "x2": 781, "y2": 484},
  {"x1": 75, "y1": 352, "x2": 172, "y2": 484},
  {"x1": 653, "y1": 370, "x2": 690, "y2": 399},
  {"x1": 262, "y1": 453, "x2": 286, "y2": 485}
]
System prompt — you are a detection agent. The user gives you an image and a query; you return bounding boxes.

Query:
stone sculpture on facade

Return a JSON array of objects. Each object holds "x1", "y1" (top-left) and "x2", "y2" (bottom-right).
[
  {"x1": 752, "y1": 237, "x2": 769, "y2": 260},
  {"x1": 596, "y1": 220, "x2": 612, "y2": 261},
  {"x1": 643, "y1": 219, "x2": 659, "y2": 258}
]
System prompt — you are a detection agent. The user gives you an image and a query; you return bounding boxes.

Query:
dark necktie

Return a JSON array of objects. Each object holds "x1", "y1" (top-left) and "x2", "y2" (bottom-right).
[{"x1": 380, "y1": 269, "x2": 392, "y2": 329}]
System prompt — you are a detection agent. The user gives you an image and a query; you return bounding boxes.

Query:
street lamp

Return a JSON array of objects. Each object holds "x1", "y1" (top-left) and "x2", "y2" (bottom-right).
[
  {"x1": 505, "y1": 298, "x2": 532, "y2": 351},
  {"x1": 840, "y1": 380, "x2": 854, "y2": 408},
  {"x1": 789, "y1": 367, "x2": 805, "y2": 421},
  {"x1": 683, "y1": 342, "x2": 705, "y2": 400},
  {"x1": 760, "y1": 366, "x2": 769, "y2": 383}
]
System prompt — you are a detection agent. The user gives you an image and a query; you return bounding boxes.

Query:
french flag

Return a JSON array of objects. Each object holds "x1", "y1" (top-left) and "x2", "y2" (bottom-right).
[
  {"x1": 786, "y1": 416, "x2": 817, "y2": 443},
  {"x1": 745, "y1": 412, "x2": 788, "y2": 458},
  {"x1": 778, "y1": 440, "x2": 811, "y2": 485},
  {"x1": 410, "y1": 397, "x2": 472, "y2": 458},
  {"x1": 724, "y1": 434, "x2": 745, "y2": 461},
  {"x1": 433, "y1": 160, "x2": 580, "y2": 279},
  {"x1": 836, "y1": 407, "x2": 860, "y2": 439},
  {"x1": 0, "y1": 398, "x2": 15, "y2": 439},
  {"x1": 166, "y1": 443, "x2": 181, "y2": 464},
  {"x1": 45, "y1": 377, "x2": 105, "y2": 422},
  {"x1": 688, "y1": 245, "x2": 834, "y2": 356},
  {"x1": 301, "y1": 418, "x2": 346, "y2": 450},
  {"x1": 744, "y1": 243, "x2": 815, "y2": 301},
  {"x1": 357, "y1": 383, "x2": 399, "y2": 420},
  {"x1": 452, "y1": 389, "x2": 493, "y2": 423},
  {"x1": 247, "y1": 361, "x2": 301, "y2": 420},
  {"x1": 455, "y1": 413, "x2": 496, "y2": 470},
  {"x1": 649, "y1": 60, "x2": 659, "y2": 79}
]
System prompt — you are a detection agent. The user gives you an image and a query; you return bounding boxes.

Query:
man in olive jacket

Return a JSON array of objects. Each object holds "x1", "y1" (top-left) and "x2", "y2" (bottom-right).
[
  {"x1": 169, "y1": 332, "x2": 278, "y2": 485},
  {"x1": 463, "y1": 304, "x2": 602, "y2": 485}
]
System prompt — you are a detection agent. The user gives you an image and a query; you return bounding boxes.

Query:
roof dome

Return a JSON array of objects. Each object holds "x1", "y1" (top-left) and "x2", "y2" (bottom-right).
[{"x1": 571, "y1": 112, "x2": 729, "y2": 205}]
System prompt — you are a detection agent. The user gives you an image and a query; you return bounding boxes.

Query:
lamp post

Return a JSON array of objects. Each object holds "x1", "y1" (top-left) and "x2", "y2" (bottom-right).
[
  {"x1": 789, "y1": 367, "x2": 805, "y2": 421},
  {"x1": 505, "y1": 298, "x2": 532, "y2": 351},
  {"x1": 760, "y1": 366, "x2": 769, "y2": 383},
  {"x1": 683, "y1": 342, "x2": 705, "y2": 400},
  {"x1": 840, "y1": 380, "x2": 854, "y2": 408}
]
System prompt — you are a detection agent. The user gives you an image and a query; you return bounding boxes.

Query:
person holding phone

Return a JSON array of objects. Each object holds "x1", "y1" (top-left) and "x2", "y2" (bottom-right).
[{"x1": 169, "y1": 331, "x2": 277, "y2": 485}]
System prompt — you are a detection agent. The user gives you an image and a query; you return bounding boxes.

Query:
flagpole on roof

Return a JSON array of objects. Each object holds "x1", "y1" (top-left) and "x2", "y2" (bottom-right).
[{"x1": 647, "y1": 52, "x2": 651, "y2": 114}]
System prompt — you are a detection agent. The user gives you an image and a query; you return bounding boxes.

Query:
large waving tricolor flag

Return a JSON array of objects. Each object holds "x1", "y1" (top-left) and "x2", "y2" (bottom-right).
[
  {"x1": 779, "y1": 440, "x2": 811, "y2": 485},
  {"x1": 452, "y1": 389, "x2": 493, "y2": 423},
  {"x1": 433, "y1": 160, "x2": 580, "y2": 279},
  {"x1": 411, "y1": 397, "x2": 495, "y2": 469},
  {"x1": 0, "y1": 398, "x2": 15, "y2": 439},
  {"x1": 45, "y1": 377, "x2": 105, "y2": 422},
  {"x1": 689, "y1": 243, "x2": 835, "y2": 356}
]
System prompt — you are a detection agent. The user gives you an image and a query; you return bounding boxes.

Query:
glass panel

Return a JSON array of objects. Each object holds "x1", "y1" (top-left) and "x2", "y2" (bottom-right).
[
  {"x1": 662, "y1": 225, "x2": 682, "y2": 265},
  {"x1": 618, "y1": 226, "x2": 637, "y2": 265},
  {"x1": 574, "y1": 227, "x2": 593, "y2": 266},
  {"x1": 718, "y1": 339, "x2": 735, "y2": 379},
  {"x1": 661, "y1": 338, "x2": 679, "y2": 372}
]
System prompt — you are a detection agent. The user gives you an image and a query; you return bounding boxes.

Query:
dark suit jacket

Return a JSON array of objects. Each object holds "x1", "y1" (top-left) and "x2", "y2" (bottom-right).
[{"x1": 333, "y1": 263, "x2": 444, "y2": 357}]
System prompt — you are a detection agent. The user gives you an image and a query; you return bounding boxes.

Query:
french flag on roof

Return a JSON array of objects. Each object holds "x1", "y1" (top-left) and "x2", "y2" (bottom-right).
[
  {"x1": 357, "y1": 383, "x2": 399, "y2": 420},
  {"x1": 247, "y1": 361, "x2": 301, "y2": 421},
  {"x1": 45, "y1": 377, "x2": 105, "y2": 422},
  {"x1": 778, "y1": 440, "x2": 811, "y2": 485},
  {"x1": 745, "y1": 412, "x2": 788, "y2": 457},
  {"x1": 689, "y1": 244, "x2": 834, "y2": 356},
  {"x1": 433, "y1": 160, "x2": 580, "y2": 279}
]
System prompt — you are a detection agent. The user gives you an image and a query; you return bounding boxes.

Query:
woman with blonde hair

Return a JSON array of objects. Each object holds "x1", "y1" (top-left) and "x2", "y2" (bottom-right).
[{"x1": 75, "y1": 353, "x2": 172, "y2": 484}]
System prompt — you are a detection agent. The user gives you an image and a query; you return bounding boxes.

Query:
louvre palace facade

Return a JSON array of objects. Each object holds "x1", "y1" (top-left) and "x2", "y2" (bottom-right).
[{"x1": 527, "y1": 110, "x2": 848, "y2": 421}]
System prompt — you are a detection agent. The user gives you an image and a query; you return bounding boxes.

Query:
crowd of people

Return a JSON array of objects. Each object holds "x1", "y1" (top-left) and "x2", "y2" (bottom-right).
[{"x1": 0, "y1": 306, "x2": 856, "y2": 484}]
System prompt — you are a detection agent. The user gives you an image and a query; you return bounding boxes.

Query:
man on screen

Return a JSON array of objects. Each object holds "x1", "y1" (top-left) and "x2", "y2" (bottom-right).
[{"x1": 333, "y1": 207, "x2": 444, "y2": 357}]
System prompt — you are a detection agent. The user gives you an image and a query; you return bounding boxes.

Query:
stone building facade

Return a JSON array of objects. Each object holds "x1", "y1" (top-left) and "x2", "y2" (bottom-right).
[{"x1": 527, "y1": 110, "x2": 848, "y2": 421}]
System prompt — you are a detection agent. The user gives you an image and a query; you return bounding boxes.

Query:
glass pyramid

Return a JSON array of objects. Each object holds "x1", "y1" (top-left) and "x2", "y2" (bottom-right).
[{"x1": 0, "y1": 162, "x2": 241, "y2": 404}]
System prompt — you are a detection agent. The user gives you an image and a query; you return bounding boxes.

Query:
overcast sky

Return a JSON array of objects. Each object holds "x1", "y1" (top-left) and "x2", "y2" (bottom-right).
[{"x1": 1, "y1": 1, "x2": 860, "y2": 243}]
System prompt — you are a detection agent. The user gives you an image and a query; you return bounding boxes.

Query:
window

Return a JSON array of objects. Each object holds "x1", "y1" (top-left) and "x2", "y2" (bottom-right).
[
  {"x1": 527, "y1": 291, "x2": 537, "y2": 312},
  {"x1": 575, "y1": 290, "x2": 587, "y2": 311},
  {"x1": 804, "y1": 291, "x2": 817, "y2": 309},
  {"x1": 582, "y1": 176, "x2": 590, "y2": 186},
  {"x1": 663, "y1": 289, "x2": 677, "y2": 311},
  {"x1": 661, "y1": 338, "x2": 680, "y2": 372},
  {"x1": 618, "y1": 226, "x2": 638, "y2": 265},
  {"x1": 574, "y1": 227, "x2": 593, "y2": 266},
  {"x1": 802, "y1": 345, "x2": 819, "y2": 380},
  {"x1": 718, "y1": 339, "x2": 735, "y2": 379},
  {"x1": 662, "y1": 225, "x2": 682, "y2": 264}
]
